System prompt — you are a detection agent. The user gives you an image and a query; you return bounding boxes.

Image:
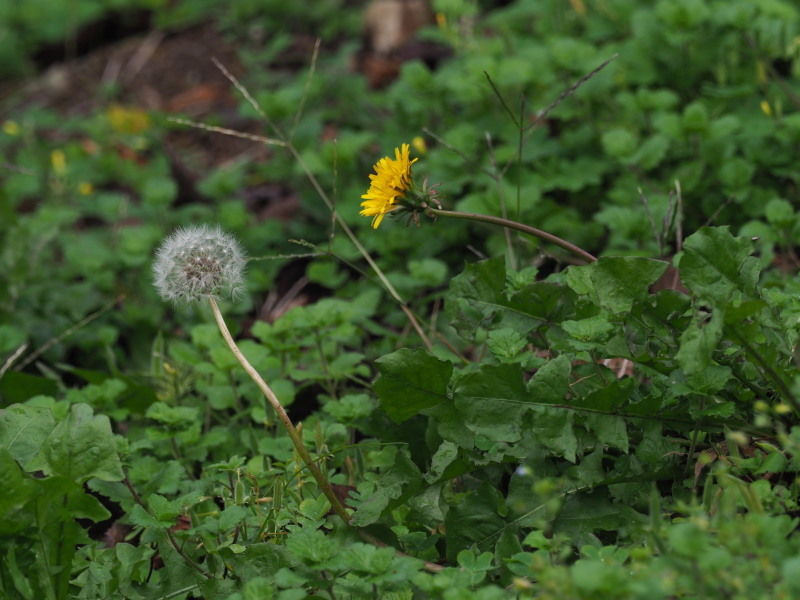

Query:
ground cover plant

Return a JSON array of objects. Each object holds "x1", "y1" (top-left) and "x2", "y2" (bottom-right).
[{"x1": 3, "y1": 0, "x2": 800, "y2": 598}]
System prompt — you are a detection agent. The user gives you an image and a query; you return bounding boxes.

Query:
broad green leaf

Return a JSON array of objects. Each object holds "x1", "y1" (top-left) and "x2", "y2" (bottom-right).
[
  {"x1": 446, "y1": 260, "x2": 565, "y2": 340},
  {"x1": 585, "y1": 414, "x2": 629, "y2": 453},
  {"x1": 527, "y1": 355, "x2": 572, "y2": 404},
  {"x1": 129, "y1": 504, "x2": 166, "y2": 529},
  {"x1": 343, "y1": 544, "x2": 395, "y2": 574},
  {"x1": 219, "y1": 505, "x2": 247, "y2": 530},
  {"x1": 0, "y1": 372, "x2": 59, "y2": 404},
  {"x1": 350, "y1": 451, "x2": 422, "y2": 526},
  {"x1": 444, "y1": 481, "x2": 505, "y2": 563},
  {"x1": 373, "y1": 348, "x2": 452, "y2": 423},
  {"x1": 454, "y1": 363, "x2": 528, "y2": 442},
  {"x1": 566, "y1": 257, "x2": 668, "y2": 314},
  {"x1": 24, "y1": 403, "x2": 123, "y2": 483},
  {"x1": 445, "y1": 257, "x2": 507, "y2": 338},
  {"x1": 676, "y1": 310, "x2": 724, "y2": 377},
  {"x1": 561, "y1": 315, "x2": 615, "y2": 350},
  {"x1": 554, "y1": 493, "x2": 646, "y2": 547},
  {"x1": 243, "y1": 577, "x2": 274, "y2": 600},
  {"x1": 145, "y1": 402, "x2": 199, "y2": 429},
  {"x1": 0, "y1": 403, "x2": 56, "y2": 466},
  {"x1": 0, "y1": 449, "x2": 36, "y2": 521},
  {"x1": 574, "y1": 378, "x2": 635, "y2": 412},
  {"x1": 680, "y1": 227, "x2": 760, "y2": 306},
  {"x1": 424, "y1": 440, "x2": 460, "y2": 484},
  {"x1": 529, "y1": 406, "x2": 578, "y2": 463},
  {"x1": 286, "y1": 527, "x2": 338, "y2": 565}
]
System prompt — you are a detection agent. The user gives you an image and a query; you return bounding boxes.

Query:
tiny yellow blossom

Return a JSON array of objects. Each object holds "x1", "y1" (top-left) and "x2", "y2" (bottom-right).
[
  {"x1": 412, "y1": 136, "x2": 427, "y2": 155},
  {"x1": 3, "y1": 121, "x2": 20, "y2": 136},
  {"x1": 107, "y1": 104, "x2": 152, "y2": 134},
  {"x1": 78, "y1": 182, "x2": 94, "y2": 195},
  {"x1": 51, "y1": 149, "x2": 67, "y2": 175},
  {"x1": 360, "y1": 143, "x2": 418, "y2": 229},
  {"x1": 760, "y1": 100, "x2": 772, "y2": 117}
]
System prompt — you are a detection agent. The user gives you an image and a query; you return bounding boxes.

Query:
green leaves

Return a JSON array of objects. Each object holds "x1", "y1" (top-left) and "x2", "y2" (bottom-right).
[
  {"x1": 454, "y1": 363, "x2": 529, "y2": 442},
  {"x1": 453, "y1": 356, "x2": 572, "y2": 444},
  {"x1": 373, "y1": 349, "x2": 452, "y2": 423},
  {"x1": 680, "y1": 227, "x2": 760, "y2": 306},
  {"x1": 566, "y1": 257, "x2": 668, "y2": 314},
  {"x1": 2, "y1": 403, "x2": 123, "y2": 483}
]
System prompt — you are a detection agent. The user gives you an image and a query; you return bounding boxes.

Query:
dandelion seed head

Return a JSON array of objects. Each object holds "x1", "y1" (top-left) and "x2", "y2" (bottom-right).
[{"x1": 153, "y1": 224, "x2": 246, "y2": 305}]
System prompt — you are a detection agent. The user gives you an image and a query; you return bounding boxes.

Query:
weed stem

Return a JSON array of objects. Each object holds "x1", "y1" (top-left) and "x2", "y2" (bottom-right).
[
  {"x1": 424, "y1": 206, "x2": 597, "y2": 264},
  {"x1": 208, "y1": 297, "x2": 352, "y2": 524}
]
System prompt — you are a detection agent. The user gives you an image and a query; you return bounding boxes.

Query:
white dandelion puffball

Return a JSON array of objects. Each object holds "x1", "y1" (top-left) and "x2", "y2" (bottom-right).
[{"x1": 153, "y1": 225, "x2": 246, "y2": 304}]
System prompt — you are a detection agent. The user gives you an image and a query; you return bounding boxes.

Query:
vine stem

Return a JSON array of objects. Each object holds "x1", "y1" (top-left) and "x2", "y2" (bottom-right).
[
  {"x1": 423, "y1": 206, "x2": 597, "y2": 264},
  {"x1": 208, "y1": 297, "x2": 352, "y2": 524}
]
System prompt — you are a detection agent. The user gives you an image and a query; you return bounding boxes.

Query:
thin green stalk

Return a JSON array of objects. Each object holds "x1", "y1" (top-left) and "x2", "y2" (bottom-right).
[
  {"x1": 727, "y1": 324, "x2": 800, "y2": 416},
  {"x1": 208, "y1": 297, "x2": 351, "y2": 524},
  {"x1": 424, "y1": 206, "x2": 597, "y2": 264}
]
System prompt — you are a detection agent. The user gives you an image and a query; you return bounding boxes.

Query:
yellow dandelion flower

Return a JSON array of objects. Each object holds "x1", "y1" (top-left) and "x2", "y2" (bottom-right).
[
  {"x1": 51, "y1": 149, "x2": 67, "y2": 175},
  {"x1": 78, "y1": 182, "x2": 94, "y2": 195},
  {"x1": 360, "y1": 143, "x2": 418, "y2": 229},
  {"x1": 3, "y1": 121, "x2": 20, "y2": 136}
]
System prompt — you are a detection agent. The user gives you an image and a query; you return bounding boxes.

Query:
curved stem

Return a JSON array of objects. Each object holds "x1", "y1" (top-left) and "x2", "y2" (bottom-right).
[
  {"x1": 208, "y1": 297, "x2": 351, "y2": 524},
  {"x1": 424, "y1": 206, "x2": 597, "y2": 264}
]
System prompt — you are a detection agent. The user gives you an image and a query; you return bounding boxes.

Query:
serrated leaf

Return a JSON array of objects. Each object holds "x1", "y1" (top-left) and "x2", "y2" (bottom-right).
[
  {"x1": 344, "y1": 544, "x2": 395, "y2": 574},
  {"x1": 286, "y1": 527, "x2": 338, "y2": 565},
  {"x1": 373, "y1": 348, "x2": 452, "y2": 423},
  {"x1": 24, "y1": 403, "x2": 123, "y2": 483},
  {"x1": 154, "y1": 491, "x2": 194, "y2": 520},
  {"x1": 486, "y1": 328, "x2": 527, "y2": 362},
  {"x1": 129, "y1": 504, "x2": 172, "y2": 529},
  {"x1": 561, "y1": 316, "x2": 615, "y2": 350},
  {"x1": 566, "y1": 257, "x2": 668, "y2": 314},
  {"x1": 680, "y1": 227, "x2": 760, "y2": 306}
]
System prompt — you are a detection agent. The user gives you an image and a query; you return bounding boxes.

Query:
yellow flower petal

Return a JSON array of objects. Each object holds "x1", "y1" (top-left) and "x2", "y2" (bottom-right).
[{"x1": 360, "y1": 143, "x2": 417, "y2": 229}]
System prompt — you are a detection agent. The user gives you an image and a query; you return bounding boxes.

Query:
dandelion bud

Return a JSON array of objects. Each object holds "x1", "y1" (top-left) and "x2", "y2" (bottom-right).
[{"x1": 153, "y1": 225, "x2": 246, "y2": 305}]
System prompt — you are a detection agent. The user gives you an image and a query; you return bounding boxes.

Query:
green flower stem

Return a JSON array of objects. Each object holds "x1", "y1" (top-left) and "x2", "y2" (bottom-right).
[
  {"x1": 423, "y1": 206, "x2": 597, "y2": 264},
  {"x1": 208, "y1": 297, "x2": 351, "y2": 525}
]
